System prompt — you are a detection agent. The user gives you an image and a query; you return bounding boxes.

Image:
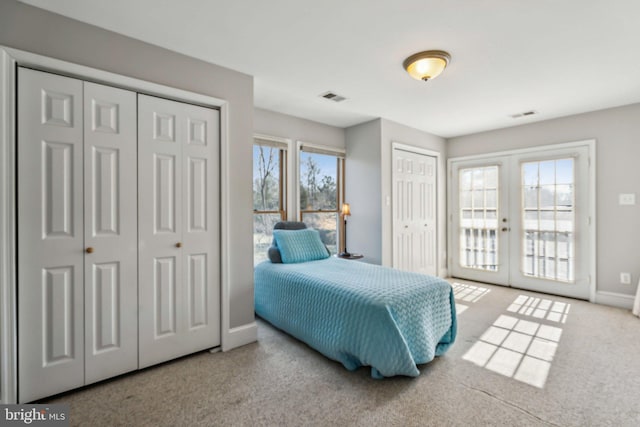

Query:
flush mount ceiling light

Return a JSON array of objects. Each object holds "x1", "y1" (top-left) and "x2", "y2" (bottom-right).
[{"x1": 403, "y1": 50, "x2": 451, "y2": 81}]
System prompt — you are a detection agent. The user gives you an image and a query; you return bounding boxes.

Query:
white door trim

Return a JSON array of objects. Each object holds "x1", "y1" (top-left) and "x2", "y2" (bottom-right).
[
  {"x1": 0, "y1": 48, "x2": 17, "y2": 405},
  {"x1": 0, "y1": 45, "x2": 238, "y2": 403},
  {"x1": 447, "y1": 139, "x2": 595, "y2": 162},
  {"x1": 391, "y1": 142, "x2": 446, "y2": 277},
  {"x1": 447, "y1": 139, "x2": 596, "y2": 302}
]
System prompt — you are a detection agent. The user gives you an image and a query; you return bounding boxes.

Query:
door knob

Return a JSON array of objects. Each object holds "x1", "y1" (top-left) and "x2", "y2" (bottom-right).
[
  {"x1": 501, "y1": 227, "x2": 509, "y2": 232},
  {"x1": 502, "y1": 218, "x2": 508, "y2": 222},
  {"x1": 176, "y1": 242, "x2": 182, "y2": 248},
  {"x1": 86, "y1": 247, "x2": 94, "y2": 254}
]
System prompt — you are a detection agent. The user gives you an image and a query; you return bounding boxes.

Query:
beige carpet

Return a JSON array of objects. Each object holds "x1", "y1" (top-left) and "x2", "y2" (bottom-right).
[{"x1": 46, "y1": 280, "x2": 640, "y2": 426}]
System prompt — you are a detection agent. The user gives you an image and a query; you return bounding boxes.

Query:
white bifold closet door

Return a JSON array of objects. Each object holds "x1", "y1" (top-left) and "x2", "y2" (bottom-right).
[
  {"x1": 137, "y1": 94, "x2": 220, "y2": 368},
  {"x1": 18, "y1": 68, "x2": 138, "y2": 402},
  {"x1": 82, "y1": 81, "x2": 138, "y2": 384},
  {"x1": 392, "y1": 148, "x2": 437, "y2": 276}
]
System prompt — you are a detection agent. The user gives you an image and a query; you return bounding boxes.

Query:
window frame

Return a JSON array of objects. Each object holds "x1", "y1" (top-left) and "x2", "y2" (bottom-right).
[
  {"x1": 252, "y1": 135, "x2": 290, "y2": 265},
  {"x1": 296, "y1": 141, "x2": 346, "y2": 254},
  {"x1": 253, "y1": 135, "x2": 289, "y2": 220}
]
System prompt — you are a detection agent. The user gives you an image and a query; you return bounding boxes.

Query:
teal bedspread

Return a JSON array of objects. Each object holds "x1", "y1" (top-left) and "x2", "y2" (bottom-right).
[{"x1": 254, "y1": 257, "x2": 457, "y2": 378}]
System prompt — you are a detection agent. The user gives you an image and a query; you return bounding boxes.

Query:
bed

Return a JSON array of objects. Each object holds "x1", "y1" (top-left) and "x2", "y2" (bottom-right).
[{"x1": 254, "y1": 222, "x2": 457, "y2": 379}]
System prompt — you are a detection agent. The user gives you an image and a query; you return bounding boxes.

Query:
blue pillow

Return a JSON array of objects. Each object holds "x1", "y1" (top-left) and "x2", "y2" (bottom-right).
[{"x1": 272, "y1": 229, "x2": 330, "y2": 263}]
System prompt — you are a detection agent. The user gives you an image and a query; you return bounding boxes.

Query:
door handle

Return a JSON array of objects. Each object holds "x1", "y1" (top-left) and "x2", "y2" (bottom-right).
[
  {"x1": 176, "y1": 242, "x2": 183, "y2": 248},
  {"x1": 501, "y1": 227, "x2": 511, "y2": 232},
  {"x1": 86, "y1": 247, "x2": 94, "y2": 254}
]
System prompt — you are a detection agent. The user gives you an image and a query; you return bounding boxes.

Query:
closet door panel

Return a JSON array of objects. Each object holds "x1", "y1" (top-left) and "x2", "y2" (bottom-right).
[
  {"x1": 138, "y1": 94, "x2": 185, "y2": 368},
  {"x1": 83, "y1": 81, "x2": 138, "y2": 384},
  {"x1": 138, "y1": 95, "x2": 220, "y2": 368},
  {"x1": 18, "y1": 68, "x2": 85, "y2": 402},
  {"x1": 154, "y1": 255, "x2": 177, "y2": 336},
  {"x1": 181, "y1": 102, "x2": 220, "y2": 348},
  {"x1": 187, "y1": 253, "x2": 208, "y2": 328},
  {"x1": 154, "y1": 153, "x2": 178, "y2": 234}
]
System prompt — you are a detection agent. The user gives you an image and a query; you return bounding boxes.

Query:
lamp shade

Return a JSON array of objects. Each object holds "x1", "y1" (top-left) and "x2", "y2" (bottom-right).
[
  {"x1": 403, "y1": 50, "x2": 450, "y2": 81},
  {"x1": 341, "y1": 203, "x2": 351, "y2": 216}
]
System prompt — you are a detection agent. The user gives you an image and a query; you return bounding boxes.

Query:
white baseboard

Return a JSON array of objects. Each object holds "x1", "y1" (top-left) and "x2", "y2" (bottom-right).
[
  {"x1": 594, "y1": 291, "x2": 634, "y2": 310},
  {"x1": 222, "y1": 322, "x2": 258, "y2": 352}
]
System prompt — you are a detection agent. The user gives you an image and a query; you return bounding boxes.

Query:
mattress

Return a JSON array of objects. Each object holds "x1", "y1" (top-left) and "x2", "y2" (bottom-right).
[{"x1": 254, "y1": 257, "x2": 457, "y2": 378}]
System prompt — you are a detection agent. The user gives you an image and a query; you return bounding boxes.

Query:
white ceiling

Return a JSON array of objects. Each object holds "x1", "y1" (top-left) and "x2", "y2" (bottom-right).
[{"x1": 20, "y1": 0, "x2": 640, "y2": 138}]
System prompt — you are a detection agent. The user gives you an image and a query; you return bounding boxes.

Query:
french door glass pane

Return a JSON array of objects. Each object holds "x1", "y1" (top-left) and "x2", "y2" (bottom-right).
[
  {"x1": 458, "y1": 166, "x2": 499, "y2": 271},
  {"x1": 521, "y1": 159, "x2": 575, "y2": 282},
  {"x1": 301, "y1": 212, "x2": 338, "y2": 254}
]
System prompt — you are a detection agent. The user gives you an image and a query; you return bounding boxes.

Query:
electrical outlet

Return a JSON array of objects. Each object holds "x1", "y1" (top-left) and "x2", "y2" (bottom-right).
[
  {"x1": 619, "y1": 193, "x2": 636, "y2": 206},
  {"x1": 620, "y1": 272, "x2": 632, "y2": 285}
]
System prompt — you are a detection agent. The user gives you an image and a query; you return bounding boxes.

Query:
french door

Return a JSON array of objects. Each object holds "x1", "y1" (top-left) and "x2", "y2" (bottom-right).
[{"x1": 450, "y1": 144, "x2": 593, "y2": 300}]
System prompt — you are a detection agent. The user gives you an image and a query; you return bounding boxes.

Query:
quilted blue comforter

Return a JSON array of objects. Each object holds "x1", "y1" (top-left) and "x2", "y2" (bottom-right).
[{"x1": 254, "y1": 257, "x2": 457, "y2": 378}]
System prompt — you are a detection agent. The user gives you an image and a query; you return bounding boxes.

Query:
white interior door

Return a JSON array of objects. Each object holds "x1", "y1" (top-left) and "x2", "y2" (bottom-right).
[
  {"x1": 138, "y1": 94, "x2": 220, "y2": 368},
  {"x1": 83, "y1": 81, "x2": 138, "y2": 384},
  {"x1": 450, "y1": 144, "x2": 592, "y2": 300},
  {"x1": 392, "y1": 148, "x2": 437, "y2": 276},
  {"x1": 180, "y1": 101, "x2": 221, "y2": 354},
  {"x1": 18, "y1": 68, "x2": 85, "y2": 402}
]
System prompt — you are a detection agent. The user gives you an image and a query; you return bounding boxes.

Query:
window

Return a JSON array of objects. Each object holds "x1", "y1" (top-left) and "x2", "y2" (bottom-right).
[
  {"x1": 298, "y1": 144, "x2": 345, "y2": 254},
  {"x1": 253, "y1": 137, "x2": 287, "y2": 265}
]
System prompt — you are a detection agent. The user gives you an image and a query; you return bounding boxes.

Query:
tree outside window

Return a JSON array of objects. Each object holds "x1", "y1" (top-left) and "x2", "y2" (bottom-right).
[
  {"x1": 253, "y1": 142, "x2": 286, "y2": 265},
  {"x1": 299, "y1": 150, "x2": 344, "y2": 254}
]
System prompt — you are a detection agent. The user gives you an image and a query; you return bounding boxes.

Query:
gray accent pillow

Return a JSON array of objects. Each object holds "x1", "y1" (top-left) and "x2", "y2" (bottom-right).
[{"x1": 267, "y1": 221, "x2": 307, "y2": 263}]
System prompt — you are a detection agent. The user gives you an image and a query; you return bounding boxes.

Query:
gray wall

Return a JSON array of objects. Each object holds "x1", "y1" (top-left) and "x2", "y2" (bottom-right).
[
  {"x1": 0, "y1": 0, "x2": 256, "y2": 328},
  {"x1": 448, "y1": 103, "x2": 640, "y2": 297},
  {"x1": 345, "y1": 118, "x2": 447, "y2": 270},
  {"x1": 255, "y1": 108, "x2": 345, "y2": 149},
  {"x1": 345, "y1": 120, "x2": 382, "y2": 264},
  {"x1": 380, "y1": 119, "x2": 448, "y2": 270}
]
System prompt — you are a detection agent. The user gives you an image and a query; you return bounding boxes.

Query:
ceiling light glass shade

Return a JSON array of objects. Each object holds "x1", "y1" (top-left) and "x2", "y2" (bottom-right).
[
  {"x1": 403, "y1": 50, "x2": 451, "y2": 81},
  {"x1": 341, "y1": 203, "x2": 351, "y2": 216}
]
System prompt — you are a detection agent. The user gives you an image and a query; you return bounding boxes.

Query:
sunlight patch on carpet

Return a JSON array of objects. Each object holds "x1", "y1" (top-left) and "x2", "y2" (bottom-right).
[
  {"x1": 452, "y1": 282, "x2": 491, "y2": 303},
  {"x1": 462, "y1": 294, "x2": 568, "y2": 388},
  {"x1": 507, "y1": 295, "x2": 570, "y2": 323}
]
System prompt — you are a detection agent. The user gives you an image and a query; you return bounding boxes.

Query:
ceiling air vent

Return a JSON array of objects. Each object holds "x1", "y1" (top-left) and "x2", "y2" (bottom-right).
[
  {"x1": 320, "y1": 91, "x2": 347, "y2": 102},
  {"x1": 510, "y1": 110, "x2": 538, "y2": 119}
]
